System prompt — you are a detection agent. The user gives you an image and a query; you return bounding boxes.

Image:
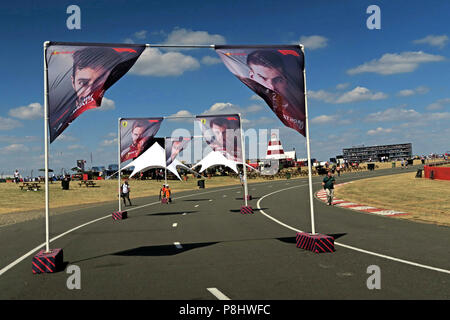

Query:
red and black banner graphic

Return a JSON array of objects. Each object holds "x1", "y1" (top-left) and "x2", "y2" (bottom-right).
[
  {"x1": 195, "y1": 114, "x2": 242, "y2": 162},
  {"x1": 165, "y1": 136, "x2": 192, "y2": 167},
  {"x1": 120, "y1": 118, "x2": 163, "y2": 163},
  {"x1": 215, "y1": 46, "x2": 306, "y2": 136},
  {"x1": 46, "y1": 42, "x2": 145, "y2": 143}
]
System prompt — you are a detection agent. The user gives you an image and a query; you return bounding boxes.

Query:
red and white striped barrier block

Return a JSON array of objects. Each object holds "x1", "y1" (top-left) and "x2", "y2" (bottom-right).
[
  {"x1": 112, "y1": 211, "x2": 128, "y2": 220},
  {"x1": 296, "y1": 232, "x2": 335, "y2": 253},
  {"x1": 240, "y1": 206, "x2": 254, "y2": 214},
  {"x1": 32, "y1": 248, "x2": 64, "y2": 274}
]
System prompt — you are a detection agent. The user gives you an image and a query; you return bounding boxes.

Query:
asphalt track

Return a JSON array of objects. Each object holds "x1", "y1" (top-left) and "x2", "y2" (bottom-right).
[{"x1": 0, "y1": 166, "x2": 449, "y2": 300}]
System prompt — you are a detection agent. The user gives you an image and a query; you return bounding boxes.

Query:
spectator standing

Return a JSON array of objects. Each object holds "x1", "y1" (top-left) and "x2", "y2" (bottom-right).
[{"x1": 14, "y1": 169, "x2": 20, "y2": 183}]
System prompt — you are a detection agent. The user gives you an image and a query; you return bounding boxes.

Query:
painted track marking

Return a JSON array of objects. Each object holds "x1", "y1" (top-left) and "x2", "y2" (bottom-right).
[
  {"x1": 207, "y1": 288, "x2": 231, "y2": 300},
  {"x1": 0, "y1": 185, "x2": 246, "y2": 277},
  {"x1": 174, "y1": 242, "x2": 183, "y2": 249},
  {"x1": 256, "y1": 184, "x2": 450, "y2": 275}
]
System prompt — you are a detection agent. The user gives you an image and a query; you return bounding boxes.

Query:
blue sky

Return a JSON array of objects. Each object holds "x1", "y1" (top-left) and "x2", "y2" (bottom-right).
[{"x1": 0, "y1": 0, "x2": 449, "y2": 176}]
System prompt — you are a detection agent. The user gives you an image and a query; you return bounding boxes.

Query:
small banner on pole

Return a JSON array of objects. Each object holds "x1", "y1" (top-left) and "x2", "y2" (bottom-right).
[
  {"x1": 120, "y1": 118, "x2": 164, "y2": 163},
  {"x1": 46, "y1": 42, "x2": 145, "y2": 143},
  {"x1": 215, "y1": 46, "x2": 306, "y2": 136},
  {"x1": 165, "y1": 136, "x2": 192, "y2": 167},
  {"x1": 195, "y1": 114, "x2": 242, "y2": 162}
]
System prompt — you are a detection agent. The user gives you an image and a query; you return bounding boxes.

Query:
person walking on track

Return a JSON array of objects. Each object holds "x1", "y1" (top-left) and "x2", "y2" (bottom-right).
[
  {"x1": 322, "y1": 170, "x2": 336, "y2": 206},
  {"x1": 121, "y1": 180, "x2": 132, "y2": 207}
]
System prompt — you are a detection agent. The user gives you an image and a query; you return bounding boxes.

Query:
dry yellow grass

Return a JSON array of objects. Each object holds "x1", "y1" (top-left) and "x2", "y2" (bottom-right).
[
  {"x1": 0, "y1": 175, "x2": 298, "y2": 216},
  {"x1": 334, "y1": 172, "x2": 450, "y2": 226}
]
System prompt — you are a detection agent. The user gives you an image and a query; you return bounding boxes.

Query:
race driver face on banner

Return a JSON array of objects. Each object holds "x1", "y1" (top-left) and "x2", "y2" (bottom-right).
[
  {"x1": 215, "y1": 47, "x2": 306, "y2": 136},
  {"x1": 120, "y1": 118, "x2": 163, "y2": 163},
  {"x1": 165, "y1": 136, "x2": 191, "y2": 167},
  {"x1": 196, "y1": 115, "x2": 242, "y2": 162},
  {"x1": 46, "y1": 43, "x2": 145, "y2": 143}
]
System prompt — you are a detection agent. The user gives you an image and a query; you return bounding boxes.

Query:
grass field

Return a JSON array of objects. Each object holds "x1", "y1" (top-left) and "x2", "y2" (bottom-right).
[
  {"x1": 0, "y1": 175, "x2": 283, "y2": 216},
  {"x1": 334, "y1": 172, "x2": 450, "y2": 226}
]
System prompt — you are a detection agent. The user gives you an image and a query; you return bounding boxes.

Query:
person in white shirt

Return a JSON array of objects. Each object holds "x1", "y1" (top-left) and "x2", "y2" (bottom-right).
[{"x1": 121, "y1": 180, "x2": 132, "y2": 207}]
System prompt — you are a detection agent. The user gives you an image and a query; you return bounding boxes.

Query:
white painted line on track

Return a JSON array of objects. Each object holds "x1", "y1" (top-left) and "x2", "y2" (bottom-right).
[
  {"x1": 0, "y1": 185, "x2": 245, "y2": 277},
  {"x1": 172, "y1": 223, "x2": 178, "y2": 227},
  {"x1": 256, "y1": 184, "x2": 450, "y2": 275},
  {"x1": 207, "y1": 288, "x2": 231, "y2": 300},
  {"x1": 174, "y1": 242, "x2": 182, "y2": 249},
  {"x1": 195, "y1": 204, "x2": 199, "y2": 208}
]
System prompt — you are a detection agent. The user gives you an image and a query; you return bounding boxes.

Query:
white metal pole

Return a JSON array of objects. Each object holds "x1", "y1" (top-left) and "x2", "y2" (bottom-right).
[
  {"x1": 118, "y1": 118, "x2": 122, "y2": 212},
  {"x1": 43, "y1": 41, "x2": 50, "y2": 252},
  {"x1": 301, "y1": 45, "x2": 316, "y2": 235},
  {"x1": 164, "y1": 138, "x2": 167, "y2": 185},
  {"x1": 239, "y1": 113, "x2": 249, "y2": 206}
]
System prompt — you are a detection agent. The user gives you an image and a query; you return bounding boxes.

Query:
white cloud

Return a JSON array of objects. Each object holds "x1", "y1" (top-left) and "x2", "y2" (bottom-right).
[
  {"x1": 201, "y1": 56, "x2": 221, "y2": 65},
  {"x1": 9, "y1": 102, "x2": 43, "y2": 120},
  {"x1": 250, "y1": 94, "x2": 264, "y2": 101},
  {"x1": 347, "y1": 51, "x2": 445, "y2": 75},
  {"x1": 425, "y1": 98, "x2": 450, "y2": 111},
  {"x1": 164, "y1": 28, "x2": 226, "y2": 46},
  {"x1": 413, "y1": 35, "x2": 449, "y2": 49},
  {"x1": 0, "y1": 143, "x2": 29, "y2": 154},
  {"x1": 67, "y1": 144, "x2": 84, "y2": 150},
  {"x1": 427, "y1": 112, "x2": 450, "y2": 121},
  {"x1": 100, "y1": 138, "x2": 118, "y2": 147},
  {"x1": 134, "y1": 30, "x2": 147, "y2": 39},
  {"x1": 298, "y1": 35, "x2": 328, "y2": 50},
  {"x1": 309, "y1": 86, "x2": 387, "y2": 104},
  {"x1": 202, "y1": 102, "x2": 264, "y2": 116},
  {"x1": 97, "y1": 97, "x2": 115, "y2": 111},
  {"x1": 336, "y1": 83, "x2": 350, "y2": 90},
  {"x1": 54, "y1": 134, "x2": 77, "y2": 142},
  {"x1": 123, "y1": 38, "x2": 135, "y2": 44},
  {"x1": 397, "y1": 86, "x2": 429, "y2": 97},
  {"x1": 0, "y1": 117, "x2": 22, "y2": 131},
  {"x1": 130, "y1": 48, "x2": 200, "y2": 76},
  {"x1": 367, "y1": 127, "x2": 393, "y2": 136},
  {"x1": 365, "y1": 108, "x2": 421, "y2": 122},
  {"x1": 335, "y1": 87, "x2": 387, "y2": 104},
  {"x1": 167, "y1": 110, "x2": 194, "y2": 121},
  {"x1": 311, "y1": 115, "x2": 337, "y2": 124},
  {"x1": 0, "y1": 135, "x2": 38, "y2": 143}
]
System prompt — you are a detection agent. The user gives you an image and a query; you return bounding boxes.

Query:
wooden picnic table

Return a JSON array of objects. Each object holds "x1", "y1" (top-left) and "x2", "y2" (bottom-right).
[
  {"x1": 19, "y1": 182, "x2": 41, "y2": 191},
  {"x1": 78, "y1": 180, "x2": 97, "y2": 187}
]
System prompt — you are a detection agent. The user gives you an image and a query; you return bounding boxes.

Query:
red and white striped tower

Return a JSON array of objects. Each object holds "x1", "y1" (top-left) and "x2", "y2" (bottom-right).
[{"x1": 266, "y1": 133, "x2": 286, "y2": 160}]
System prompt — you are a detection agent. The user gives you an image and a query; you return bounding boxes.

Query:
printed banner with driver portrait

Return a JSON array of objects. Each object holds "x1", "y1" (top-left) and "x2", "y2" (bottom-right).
[
  {"x1": 120, "y1": 118, "x2": 164, "y2": 163},
  {"x1": 215, "y1": 46, "x2": 306, "y2": 136},
  {"x1": 195, "y1": 114, "x2": 242, "y2": 162},
  {"x1": 46, "y1": 42, "x2": 146, "y2": 143},
  {"x1": 165, "y1": 136, "x2": 192, "y2": 167}
]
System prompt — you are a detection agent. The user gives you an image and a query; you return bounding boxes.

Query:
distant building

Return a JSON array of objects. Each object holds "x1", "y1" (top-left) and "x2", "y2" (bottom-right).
[
  {"x1": 343, "y1": 143, "x2": 412, "y2": 163},
  {"x1": 284, "y1": 150, "x2": 297, "y2": 160}
]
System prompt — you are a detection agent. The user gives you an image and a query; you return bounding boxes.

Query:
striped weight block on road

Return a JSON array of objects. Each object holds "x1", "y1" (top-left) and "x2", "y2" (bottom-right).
[
  {"x1": 296, "y1": 232, "x2": 335, "y2": 253},
  {"x1": 240, "y1": 206, "x2": 253, "y2": 214},
  {"x1": 32, "y1": 248, "x2": 64, "y2": 274},
  {"x1": 112, "y1": 211, "x2": 128, "y2": 220}
]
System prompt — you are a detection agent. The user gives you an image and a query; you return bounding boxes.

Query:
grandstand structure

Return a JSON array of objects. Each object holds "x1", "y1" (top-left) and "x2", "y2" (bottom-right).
[{"x1": 343, "y1": 143, "x2": 412, "y2": 163}]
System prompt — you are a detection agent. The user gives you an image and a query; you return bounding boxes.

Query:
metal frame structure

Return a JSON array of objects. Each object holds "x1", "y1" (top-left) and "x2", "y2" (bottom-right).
[{"x1": 42, "y1": 42, "x2": 314, "y2": 254}]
